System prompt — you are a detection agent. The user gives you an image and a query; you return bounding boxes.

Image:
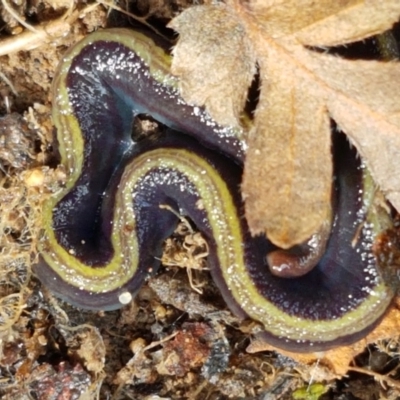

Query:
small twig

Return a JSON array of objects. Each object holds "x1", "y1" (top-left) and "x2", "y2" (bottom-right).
[
  {"x1": 1, "y1": 0, "x2": 40, "y2": 34},
  {"x1": 0, "y1": 3, "x2": 100, "y2": 57},
  {"x1": 159, "y1": 203, "x2": 193, "y2": 233},
  {"x1": 0, "y1": 71, "x2": 18, "y2": 96},
  {"x1": 348, "y1": 366, "x2": 400, "y2": 390},
  {"x1": 143, "y1": 331, "x2": 178, "y2": 351}
]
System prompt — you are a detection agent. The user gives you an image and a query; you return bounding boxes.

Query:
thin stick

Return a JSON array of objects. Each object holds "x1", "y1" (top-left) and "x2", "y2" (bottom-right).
[
  {"x1": 348, "y1": 366, "x2": 400, "y2": 390},
  {"x1": 0, "y1": 3, "x2": 100, "y2": 56},
  {"x1": 0, "y1": 71, "x2": 18, "y2": 95}
]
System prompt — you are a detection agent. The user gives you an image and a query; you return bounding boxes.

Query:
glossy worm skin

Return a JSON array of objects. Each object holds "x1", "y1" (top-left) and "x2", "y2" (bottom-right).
[
  {"x1": 37, "y1": 28, "x2": 394, "y2": 352},
  {"x1": 267, "y1": 219, "x2": 332, "y2": 278}
]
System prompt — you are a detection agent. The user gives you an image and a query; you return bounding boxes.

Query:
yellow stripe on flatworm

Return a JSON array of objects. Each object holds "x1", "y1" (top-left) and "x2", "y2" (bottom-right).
[
  {"x1": 42, "y1": 28, "x2": 393, "y2": 344},
  {"x1": 42, "y1": 145, "x2": 392, "y2": 343},
  {"x1": 41, "y1": 147, "x2": 242, "y2": 293},
  {"x1": 41, "y1": 28, "x2": 185, "y2": 292},
  {"x1": 51, "y1": 29, "x2": 173, "y2": 184},
  {"x1": 130, "y1": 151, "x2": 391, "y2": 345}
]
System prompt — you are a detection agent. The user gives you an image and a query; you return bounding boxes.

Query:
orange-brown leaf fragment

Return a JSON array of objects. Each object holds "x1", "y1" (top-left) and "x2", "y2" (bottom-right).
[{"x1": 168, "y1": 4, "x2": 256, "y2": 127}]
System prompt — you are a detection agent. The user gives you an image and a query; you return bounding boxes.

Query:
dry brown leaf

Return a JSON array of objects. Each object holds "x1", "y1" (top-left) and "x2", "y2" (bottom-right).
[
  {"x1": 168, "y1": 3, "x2": 256, "y2": 127},
  {"x1": 245, "y1": 48, "x2": 333, "y2": 246},
  {"x1": 169, "y1": 0, "x2": 400, "y2": 248}
]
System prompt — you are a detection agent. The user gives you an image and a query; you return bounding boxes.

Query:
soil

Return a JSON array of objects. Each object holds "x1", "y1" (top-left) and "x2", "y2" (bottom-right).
[{"x1": 0, "y1": 1, "x2": 400, "y2": 399}]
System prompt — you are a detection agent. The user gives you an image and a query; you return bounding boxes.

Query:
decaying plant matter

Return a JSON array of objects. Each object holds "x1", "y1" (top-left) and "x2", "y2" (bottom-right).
[{"x1": 170, "y1": 0, "x2": 400, "y2": 249}]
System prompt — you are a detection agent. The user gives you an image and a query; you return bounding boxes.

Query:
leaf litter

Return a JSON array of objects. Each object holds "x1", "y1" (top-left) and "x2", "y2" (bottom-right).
[
  {"x1": 169, "y1": 0, "x2": 400, "y2": 249},
  {"x1": 1, "y1": 1, "x2": 400, "y2": 398}
]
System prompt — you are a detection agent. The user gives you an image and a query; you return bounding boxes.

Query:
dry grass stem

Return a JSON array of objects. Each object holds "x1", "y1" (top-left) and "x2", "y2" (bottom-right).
[{"x1": 0, "y1": 2, "x2": 100, "y2": 56}]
